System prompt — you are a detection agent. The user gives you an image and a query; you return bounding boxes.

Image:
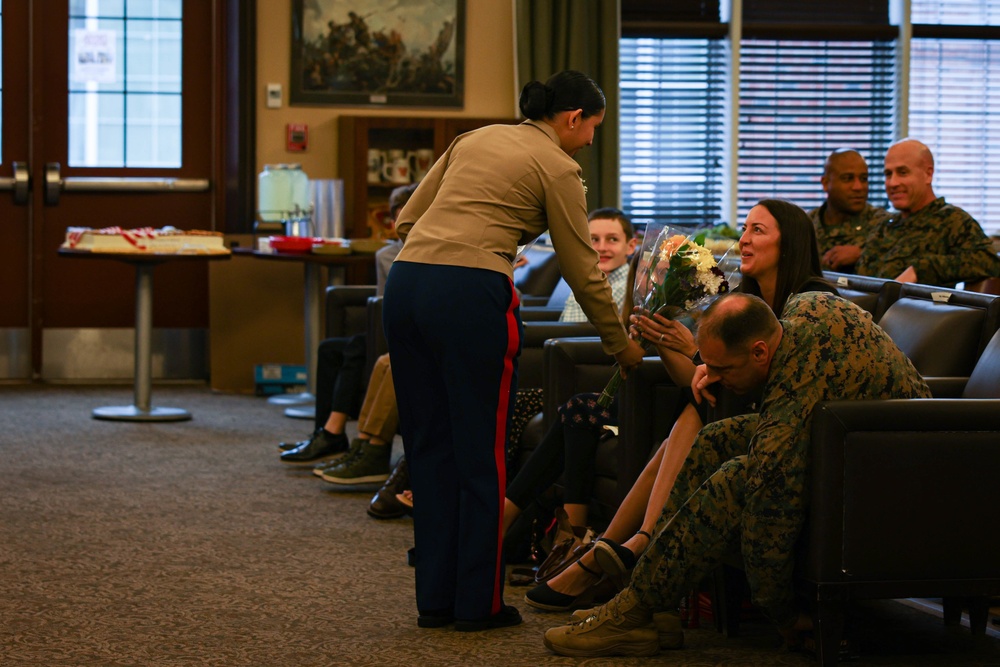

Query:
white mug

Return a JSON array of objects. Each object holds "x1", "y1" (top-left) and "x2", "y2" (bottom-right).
[
  {"x1": 367, "y1": 149, "x2": 386, "y2": 184},
  {"x1": 383, "y1": 156, "x2": 411, "y2": 185},
  {"x1": 410, "y1": 149, "x2": 435, "y2": 181}
]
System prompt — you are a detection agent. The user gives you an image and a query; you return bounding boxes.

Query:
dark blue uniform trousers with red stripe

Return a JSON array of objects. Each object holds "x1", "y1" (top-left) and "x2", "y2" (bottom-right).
[{"x1": 383, "y1": 261, "x2": 522, "y2": 621}]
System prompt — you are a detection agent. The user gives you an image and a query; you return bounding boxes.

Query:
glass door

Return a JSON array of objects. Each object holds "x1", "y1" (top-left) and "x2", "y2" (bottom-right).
[{"x1": 0, "y1": 0, "x2": 222, "y2": 379}]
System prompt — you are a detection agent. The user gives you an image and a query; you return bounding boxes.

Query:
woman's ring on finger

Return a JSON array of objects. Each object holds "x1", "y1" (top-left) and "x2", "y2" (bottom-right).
[{"x1": 659, "y1": 333, "x2": 665, "y2": 341}]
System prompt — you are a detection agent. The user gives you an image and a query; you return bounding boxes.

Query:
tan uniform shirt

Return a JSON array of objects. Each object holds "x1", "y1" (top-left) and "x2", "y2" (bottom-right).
[{"x1": 393, "y1": 120, "x2": 628, "y2": 354}]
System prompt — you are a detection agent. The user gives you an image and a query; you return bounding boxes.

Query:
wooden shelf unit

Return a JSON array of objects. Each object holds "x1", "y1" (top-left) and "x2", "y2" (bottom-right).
[{"x1": 337, "y1": 115, "x2": 517, "y2": 239}]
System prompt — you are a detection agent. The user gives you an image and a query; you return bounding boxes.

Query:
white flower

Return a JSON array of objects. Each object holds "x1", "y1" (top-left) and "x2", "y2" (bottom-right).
[{"x1": 683, "y1": 244, "x2": 717, "y2": 273}]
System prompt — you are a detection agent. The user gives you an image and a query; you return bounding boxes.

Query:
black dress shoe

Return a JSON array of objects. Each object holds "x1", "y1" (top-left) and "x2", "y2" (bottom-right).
[
  {"x1": 367, "y1": 457, "x2": 409, "y2": 519},
  {"x1": 417, "y1": 608, "x2": 455, "y2": 628},
  {"x1": 279, "y1": 430, "x2": 348, "y2": 464},
  {"x1": 278, "y1": 428, "x2": 320, "y2": 452},
  {"x1": 454, "y1": 605, "x2": 522, "y2": 632}
]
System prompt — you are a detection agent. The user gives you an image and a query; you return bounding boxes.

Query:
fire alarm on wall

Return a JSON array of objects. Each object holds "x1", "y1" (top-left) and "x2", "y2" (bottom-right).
[{"x1": 287, "y1": 123, "x2": 308, "y2": 152}]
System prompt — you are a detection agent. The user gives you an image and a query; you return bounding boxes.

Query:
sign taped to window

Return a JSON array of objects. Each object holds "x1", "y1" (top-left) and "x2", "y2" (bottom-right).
[{"x1": 72, "y1": 29, "x2": 117, "y2": 84}]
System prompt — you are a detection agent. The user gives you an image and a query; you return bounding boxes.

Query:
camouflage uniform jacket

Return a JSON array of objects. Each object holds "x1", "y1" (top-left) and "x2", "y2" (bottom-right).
[
  {"x1": 807, "y1": 202, "x2": 889, "y2": 260},
  {"x1": 741, "y1": 293, "x2": 930, "y2": 621},
  {"x1": 855, "y1": 197, "x2": 1000, "y2": 287}
]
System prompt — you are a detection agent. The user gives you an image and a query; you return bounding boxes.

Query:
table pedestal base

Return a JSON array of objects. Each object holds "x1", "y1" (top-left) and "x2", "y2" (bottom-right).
[
  {"x1": 92, "y1": 405, "x2": 192, "y2": 422},
  {"x1": 284, "y1": 404, "x2": 316, "y2": 420},
  {"x1": 268, "y1": 391, "x2": 314, "y2": 406}
]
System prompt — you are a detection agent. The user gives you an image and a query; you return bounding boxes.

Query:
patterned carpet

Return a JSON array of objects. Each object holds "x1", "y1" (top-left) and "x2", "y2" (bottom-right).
[{"x1": 2, "y1": 384, "x2": 999, "y2": 666}]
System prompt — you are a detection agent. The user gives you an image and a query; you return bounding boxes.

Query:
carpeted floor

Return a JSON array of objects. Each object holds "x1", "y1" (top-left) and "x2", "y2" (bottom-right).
[{"x1": 2, "y1": 384, "x2": 999, "y2": 667}]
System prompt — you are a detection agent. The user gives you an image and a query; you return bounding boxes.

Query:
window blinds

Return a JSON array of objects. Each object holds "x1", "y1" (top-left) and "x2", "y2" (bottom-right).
[
  {"x1": 736, "y1": 39, "x2": 896, "y2": 220},
  {"x1": 619, "y1": 38, "x2": 727, "y2": 227},
  {"x1": 910, "y1": 0, "x2": 1000, "y2": 235}
]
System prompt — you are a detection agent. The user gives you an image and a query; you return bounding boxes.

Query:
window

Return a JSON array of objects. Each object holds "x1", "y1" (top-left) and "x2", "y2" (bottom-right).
[
  {"x1": 620, "y1": 0, "x2": 1000, "y2": 238},
  {"x1": 68, "y1": 0, "x2": 182, "y2": 168},
  {"x1": 620, "y1": 38, "x2": 727, "y2": 227},
  {"x1": 909, "y1": 1, "x2": 1000, "y2": 235},
  {"x1": 737, "y1": 39, "x2": 895, "y2": 219}
]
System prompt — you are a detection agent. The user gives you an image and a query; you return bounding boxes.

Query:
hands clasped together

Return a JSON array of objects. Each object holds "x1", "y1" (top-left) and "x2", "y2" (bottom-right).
[
  {"x1": 629, "y1": 309, "x2": 721, "y2": 407},
  {"x1": 628, "y1": 310, "x2": 697, "y2": 359}
]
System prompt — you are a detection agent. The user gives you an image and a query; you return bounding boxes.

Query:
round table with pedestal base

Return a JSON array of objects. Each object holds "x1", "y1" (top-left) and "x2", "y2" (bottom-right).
[{"x1": 58, "y1": 248, "x2": 231, "y2": 422}]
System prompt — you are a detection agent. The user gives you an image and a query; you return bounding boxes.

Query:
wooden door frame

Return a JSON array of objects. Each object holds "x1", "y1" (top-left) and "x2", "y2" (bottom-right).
[
  {"x1": 25, "y1": 0, "x2": 256, "y2": 375},
  {"x1": 220, "y1": 0, "x2": 257, "y2": 235}
]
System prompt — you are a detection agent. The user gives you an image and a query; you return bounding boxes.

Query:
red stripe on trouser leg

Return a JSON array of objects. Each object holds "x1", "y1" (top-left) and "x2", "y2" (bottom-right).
[{"x1": 491, "y1": 280, "x2": 520, "y2": 614}]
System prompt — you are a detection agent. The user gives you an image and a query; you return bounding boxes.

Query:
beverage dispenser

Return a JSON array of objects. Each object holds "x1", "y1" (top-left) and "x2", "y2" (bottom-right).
[{"x1": 257, "y1": 164, "x2": 313, "y2": 235}]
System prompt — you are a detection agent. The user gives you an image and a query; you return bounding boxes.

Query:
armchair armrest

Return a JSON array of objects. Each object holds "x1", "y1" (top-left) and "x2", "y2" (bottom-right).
[
  {"x1": 520, "y1": 295, "x2": 551, "y2": 308},
  {"x1": 539, "y1": 337, "x2": 613, "y2": 429},
  {"x1": 804, "y1": 399, "x2": 1000, "y2": 589},
  {"x1": 520, "y1": 307, "x2": 565, "y2": 321},
  {"x1": 326, "y1": 285, "x2": 377, "y2": 337},
  {"x1": 519, "y1": 322, "x2": 597, "y2": 389},
  {"x1": 617, "y1": 359, "x2": 685, "y2": 500},
  {"x1": 923, "y1": 376, "x2": 969, "y2": 398}
]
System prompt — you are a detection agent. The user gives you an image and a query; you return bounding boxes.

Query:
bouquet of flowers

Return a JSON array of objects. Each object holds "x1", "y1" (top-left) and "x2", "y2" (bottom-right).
[{"x1": 597, "y1": 223, "x2": 740, "y2": 407}]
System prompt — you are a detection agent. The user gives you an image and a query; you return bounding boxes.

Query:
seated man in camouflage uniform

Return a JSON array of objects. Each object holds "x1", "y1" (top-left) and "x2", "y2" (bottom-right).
[
  {"x1": 807, "y1": 148, "x2": 889, "y2": 273},
  {"x1": 856, "y1": 138, "x2": 1000, "y2": 287},
  {"x1": 542, "y1": 292, "x2": 930, "y2": 658}
]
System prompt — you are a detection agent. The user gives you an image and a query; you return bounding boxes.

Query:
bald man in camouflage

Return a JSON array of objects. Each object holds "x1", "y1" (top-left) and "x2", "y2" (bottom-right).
[
  {"x1": 543, "y1": 292, "x2": 930, "y2": 658},
  {"x1": 856, "y1": 138, "x2": 1000, "y2": 287}
]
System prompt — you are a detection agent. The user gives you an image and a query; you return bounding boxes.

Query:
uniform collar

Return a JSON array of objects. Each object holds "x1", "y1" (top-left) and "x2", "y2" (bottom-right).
[
  {"x1": 889, "y1": 196, "x2": 946, "y2": 226},
  {"x1": 524, "y1": 119, "x2": 562, "y2": 147}
]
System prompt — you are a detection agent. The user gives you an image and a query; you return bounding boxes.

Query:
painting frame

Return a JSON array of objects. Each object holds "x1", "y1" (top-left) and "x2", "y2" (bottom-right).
[{"x1": 290, "y1": 0, "x2": 465, "y2": 108}]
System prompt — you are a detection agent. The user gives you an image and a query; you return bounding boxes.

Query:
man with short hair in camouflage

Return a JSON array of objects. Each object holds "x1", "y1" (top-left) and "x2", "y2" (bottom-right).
[
  {"x1": 807, "y1": 148, "x2": 890, "y2": 273},
  {"x1": 855, "y1": 138, "x2": 1000, "y2": 287},
  {"x1": 542, "y1": 292, "x2": 930, "y2": 658}
]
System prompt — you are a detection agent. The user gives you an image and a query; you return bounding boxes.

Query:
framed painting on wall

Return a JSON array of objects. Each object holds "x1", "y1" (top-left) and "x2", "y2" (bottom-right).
[{"x1": 291, "y1": 0, "x2": 465, "y2": 107}]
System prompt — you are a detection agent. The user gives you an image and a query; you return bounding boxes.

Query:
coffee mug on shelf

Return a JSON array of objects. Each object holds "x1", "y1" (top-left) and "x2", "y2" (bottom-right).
[
  {"x1": 367, "y1": 149, "x2": 386, "y2": 184},
  {"x1": 383, "y1": 155, "x2": 412, "y2": 185},
  {"x1": 410, "y1": 148, "x2": 435, "y2": 182}
]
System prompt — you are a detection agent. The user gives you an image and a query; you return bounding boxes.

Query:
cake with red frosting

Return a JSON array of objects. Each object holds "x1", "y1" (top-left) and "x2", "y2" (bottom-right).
[{"x1": 62, "y1": 226, "x2": 229, "y2": 255}]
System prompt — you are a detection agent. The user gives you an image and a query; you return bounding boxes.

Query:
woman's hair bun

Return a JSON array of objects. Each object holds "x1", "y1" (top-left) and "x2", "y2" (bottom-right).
[{"x1": 518, "y1": 81, "x2": 551, "y2": 120}]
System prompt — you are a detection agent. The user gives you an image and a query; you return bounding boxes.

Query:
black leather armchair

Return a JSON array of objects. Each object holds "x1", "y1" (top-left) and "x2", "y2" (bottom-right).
[
  {"x1": 801, "y1": 327, "x2": 1000, "y2": 665},
  {"x1": 514, "y1": 246, "x2": 562, "y2": 302},
  {"x1": 821, "y1": 272, "x2": 901, "y2": 322},
  {"x1": 875, "y1": 284, "x2": 1000, "y2": 380},
  {"x1": 520, "y1": 279, "x2": 572, "y2": 320},
  {"x1": 325, "y1": 285, "x2": 376, "y2": 338},
  {"x1": 514, "y1": 337, "x2": 682, "y2": 522}
]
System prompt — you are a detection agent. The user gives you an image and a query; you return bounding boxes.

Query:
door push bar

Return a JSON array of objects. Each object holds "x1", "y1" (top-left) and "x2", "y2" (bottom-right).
[{"x1": 44, "y1": 162, "x2": 210, "y2": 205}]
